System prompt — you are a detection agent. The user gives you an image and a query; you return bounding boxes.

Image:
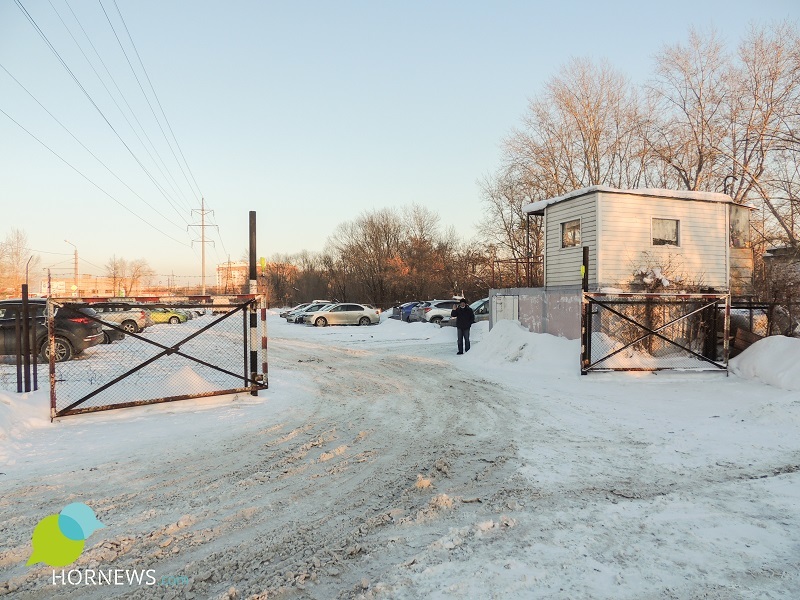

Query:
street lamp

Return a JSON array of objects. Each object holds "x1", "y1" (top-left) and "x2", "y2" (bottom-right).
[{"x1": 64, "y1": 240, "x2": 78, "y2": 297}]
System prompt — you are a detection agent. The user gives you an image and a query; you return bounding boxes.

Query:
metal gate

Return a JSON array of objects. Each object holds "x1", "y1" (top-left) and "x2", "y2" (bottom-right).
[
  {"x1": 581, "y1": 292, "x2": 730, "y2": 373},
  {"x1": 49, "y1": 298, "x2": 267, "y2": 418}
]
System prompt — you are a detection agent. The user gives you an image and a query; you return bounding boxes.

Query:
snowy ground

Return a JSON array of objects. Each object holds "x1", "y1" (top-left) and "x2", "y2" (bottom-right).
[{"x1": 1, "y1": 312, "x2": 799, "y2": 599}]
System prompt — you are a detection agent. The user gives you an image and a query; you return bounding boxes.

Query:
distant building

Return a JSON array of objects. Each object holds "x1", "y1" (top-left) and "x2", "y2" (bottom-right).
[
  {"x1": 216, "y1": 261, "x2": 249, "y2": 293},
  {"x1": 41, "y1": 274, "x2": 122, "y2": 297}
]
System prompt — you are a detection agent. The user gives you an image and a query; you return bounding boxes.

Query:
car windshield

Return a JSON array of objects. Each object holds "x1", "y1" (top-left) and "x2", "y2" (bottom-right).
[
  {"x1": 470, "y1": 298, "x2": 487, "y2": 310},
  {"x1": 304, "y1": 304, "x2": 327, "y2": 312}
]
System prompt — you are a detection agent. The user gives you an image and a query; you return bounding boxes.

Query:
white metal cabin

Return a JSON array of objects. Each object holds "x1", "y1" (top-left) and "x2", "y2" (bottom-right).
[{"x1": 522, "y1": 186, "x2": 754, "y2": 296}]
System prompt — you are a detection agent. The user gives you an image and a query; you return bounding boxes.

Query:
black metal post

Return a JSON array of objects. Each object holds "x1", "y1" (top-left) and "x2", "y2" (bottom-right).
[
  {"x1": 582, "y1": 246, "x2": 589, "y2": 292},
  {"x1": 31, "y1": 303, "x2": 38, "y2": 391},
  {"x1": 243, "y1": 304, "x2": 249, "y2": 387},
  {"x1": 581, "y1": 294, "x2": 588, "y2": 375},
  {"x1": 249, "y1": 211, "x2": 257, "y2": 287},
  {"x1": 248, "y1": 211, "x2": 258, "y2": 395},
  {"x1": 21, "y1": 285, "x2": 32, "y2": 392},
  {"x1": 15, "y1": 310, "x2": 22, "y2": 393}
]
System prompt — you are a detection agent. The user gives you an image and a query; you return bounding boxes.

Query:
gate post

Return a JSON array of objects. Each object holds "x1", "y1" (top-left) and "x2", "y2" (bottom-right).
[
  {"x1": 48, "y1": 297, "x2": 57, "y2": 421},
  {"x1": 581, "y1": 293, "x2": 589, "y2": 375},
  {"x1": 249, "y1": 299, "x2": 259, "y2": 396},
  {"x1": 723, "y1": 295, "x2": 731, "y2": 374},
  {"x1": 261, "y1": 295, "x2": 268, "y2": 389}
]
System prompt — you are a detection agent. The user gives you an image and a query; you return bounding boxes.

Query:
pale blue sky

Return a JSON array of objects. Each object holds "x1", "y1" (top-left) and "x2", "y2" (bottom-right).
[{"x1": 1, "y1": 0, "x2": 797, "y2": 283}]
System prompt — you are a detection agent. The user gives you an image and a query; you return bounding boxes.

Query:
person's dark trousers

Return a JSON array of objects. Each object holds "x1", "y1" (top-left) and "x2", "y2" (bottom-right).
[{"x1": 457, "y1": 327, "x2": 471, "y2": 353}]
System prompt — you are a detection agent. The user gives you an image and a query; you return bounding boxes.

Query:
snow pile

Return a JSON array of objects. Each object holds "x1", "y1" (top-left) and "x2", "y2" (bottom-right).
[
  {"x1": 464, "y1": 319, "x2": 577, "y2": 376},
  {"x1": 0, "y1": 390, "x2": 51, "y2": 463},
  {"x1": 636, "y1": 266, "x2": 671, "y2": 287},
  {"x1": 730, "y1": 335, "x2": 800, "y2": 391}
]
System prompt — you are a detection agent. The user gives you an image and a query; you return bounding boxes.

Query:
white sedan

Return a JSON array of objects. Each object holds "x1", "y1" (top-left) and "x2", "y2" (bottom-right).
[{"x1": 305, "y1": 303, "x2": 381, "y2": 327}]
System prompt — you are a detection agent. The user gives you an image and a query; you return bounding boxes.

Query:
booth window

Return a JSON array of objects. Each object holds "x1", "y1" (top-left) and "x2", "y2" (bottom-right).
[
  {"x1": 652, "y1": 218, "x2": 679, "y2": 246},
  {"x1": 561, "y1": 219, "x2": 581, "y2": 248}
]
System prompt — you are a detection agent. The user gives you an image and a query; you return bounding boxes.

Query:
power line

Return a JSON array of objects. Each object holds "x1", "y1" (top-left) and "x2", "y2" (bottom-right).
[
  {"x1": 98, "y1": 0, "x2": 197, "y2": 211},
  {"x1": 48, "y1": 0, "x2": 195, "y2": 219},
  {"x1": 13, "y1": 0, "x2": 196, "y2": 229},
  {"x1": 0, "y1": 106, "x2": 192, "y2": 248},
  {"x1": 0, "y1": 62, "x2": 188, "y2": 232},
  {"x1": 111, "y1": 0, "x2": 204, "y2": 201},
  {"x1": 25, "y1": 248, "x2": 71, "y2": 256}
]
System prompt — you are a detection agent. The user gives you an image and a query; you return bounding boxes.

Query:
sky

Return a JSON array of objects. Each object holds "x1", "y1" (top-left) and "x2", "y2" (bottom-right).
[{"x1": 1, "y1": 0, "x2": 797, "y2": 284}]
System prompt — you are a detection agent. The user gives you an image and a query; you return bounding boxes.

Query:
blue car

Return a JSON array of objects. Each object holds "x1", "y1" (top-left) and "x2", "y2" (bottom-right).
[{"x1": 400, "y1": 301, "x2": 421, "y2": 322}]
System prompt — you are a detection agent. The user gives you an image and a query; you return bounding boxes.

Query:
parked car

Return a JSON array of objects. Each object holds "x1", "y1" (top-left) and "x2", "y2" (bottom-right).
[
  {"x1": 400, "y1": 301, "x2": 421, "y2": 322},
  {"x1": 391, "y1": 301, "x2": 420, "y2": 321},
  {"x1": 0, "y1": 299, "x2": 103, "y2": 362},
  {"x1": 92, "y1": 304, "x2": 150, "y2": 333},
  {"x1": 410, "y1": 299, "x2": 459, "y2": 325},
  {"x1": 280, "y1": 303, "x2": 311, "y2": 318},
  {"x1": 100, "y1": 324, "x2": 126, "y2": 344},
  {"x1": 148, "y1": 308, "x2": 188, "y2": 324},
  {"x1": 279, "y1": 300, "x2": 332, "y2": 319},
  {"x1": 448, "y1": 297, "x2": 489, "y2": 327},
  {"x1": 289, "y1": 302, "x2": 333, "y2": 324},
  {"x1": 305, "y1": 303, "x2": 381, "y2": 327},
  {"x1": 173, "y1": 308, "x2": 194, "y2": 320}
]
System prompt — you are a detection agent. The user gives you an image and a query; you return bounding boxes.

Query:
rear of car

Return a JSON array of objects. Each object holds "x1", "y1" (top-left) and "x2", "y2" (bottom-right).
[
  {"x1": 92, "y1": 304, "x2": 149, "y2": 333},
  {"x1": 418, "y1": 300, "x2": 459, "y2": 325},
  {"x1": 398, "y1": 301, "x2": 421, "y2": 322},
  {"x1": 56, "y1": 304, "x2": 105, "y2": 359},
  {"x1": 0, "y1": 300, "x2": 104, "y2": 362}
]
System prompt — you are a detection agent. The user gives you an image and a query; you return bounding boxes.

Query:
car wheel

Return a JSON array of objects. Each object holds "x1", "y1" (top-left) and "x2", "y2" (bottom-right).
[
  {"x1": 358, "y1": 316, "x2": 370, "y2": 326},
  {"x1": 102, "y1": 331, "x2": 112, "y2": 344},
  {"x1": 430, "y1": 316, "x2": 443, "y2": 325},
  {"x1": 121, "y1": 320, "x2": 138, "y2": 333},
  {"x1": 169, "y1": 316, "x2": 180, "y2": 324},
  {"x1": 40, "y1": 336, "x2": 74, "y2": 362},
  {"x1": 315, "y1": 317, "x2": 328, "y2": 327}
]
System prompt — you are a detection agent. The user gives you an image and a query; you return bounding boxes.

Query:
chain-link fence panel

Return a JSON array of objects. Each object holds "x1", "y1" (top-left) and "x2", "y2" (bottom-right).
[
  {"x1": 581, "y1": 293, "x2": 729, "y2": 373},
  {"x1": 51, "y1": 299, "x2": 266, "y2": 417}
]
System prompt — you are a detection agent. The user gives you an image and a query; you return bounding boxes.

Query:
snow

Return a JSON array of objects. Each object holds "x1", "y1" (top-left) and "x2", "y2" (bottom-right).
[
  {"x1": 522, "y1": 185, "x2": 735, "y2": 214},
  {"x1": 729, "y1": 335, "x2": 800, "y2": 391},
  {"x1": 1, "y1": 312, "x2": 799, "y2": 598}
]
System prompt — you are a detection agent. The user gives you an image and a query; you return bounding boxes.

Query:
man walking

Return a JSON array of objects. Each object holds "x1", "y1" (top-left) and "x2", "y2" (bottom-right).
[{"x1": 451, "y1": 298, "x2": 475, "y2": 355}]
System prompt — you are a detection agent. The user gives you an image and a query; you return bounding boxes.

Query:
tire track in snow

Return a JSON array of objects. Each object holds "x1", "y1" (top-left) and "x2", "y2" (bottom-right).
[{"x1": 2, "y1": 335, "x2": 526, "y2": 599}]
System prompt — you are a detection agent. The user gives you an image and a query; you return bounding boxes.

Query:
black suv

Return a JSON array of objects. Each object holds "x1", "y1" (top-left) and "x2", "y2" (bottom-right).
[{"x1": 0, "y1": 299, "x2": 104, "y2": 362}]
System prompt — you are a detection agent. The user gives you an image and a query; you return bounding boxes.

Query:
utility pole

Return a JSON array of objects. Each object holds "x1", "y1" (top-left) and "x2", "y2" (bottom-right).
[
  {"x1": 189, "y1": 198, "x2": 216, "y2": 295},
  {"x1": 64, "y1": 240, "x2": 78, "y2": 296}
]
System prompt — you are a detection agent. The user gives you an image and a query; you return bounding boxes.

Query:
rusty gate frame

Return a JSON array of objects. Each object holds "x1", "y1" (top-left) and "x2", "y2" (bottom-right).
[
  {"x1": 49, "y1": 297, "x2": 267, "y2": 418},
  {"x1": 581, "y1": 292, "x2": 730, "y2": 374}
]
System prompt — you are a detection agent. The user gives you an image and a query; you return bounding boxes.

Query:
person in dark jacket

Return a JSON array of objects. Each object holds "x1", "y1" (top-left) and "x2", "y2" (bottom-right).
[{"x1": 450, "y1": 298, "x2": 475, "y2": 354}]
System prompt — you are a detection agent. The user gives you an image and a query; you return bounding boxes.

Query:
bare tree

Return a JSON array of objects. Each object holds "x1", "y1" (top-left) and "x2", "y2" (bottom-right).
[
  {"x1": 122, "y1": 259, "x2": 154, "y2": 296},
  {"x1": 722, "y1": 23, "x2": 800, "y2": 249},
  {"x1": 327, "y1": 209, "x2": 406, "y2": 307},
  {"x1": 104, "y1": 256, "x2": 153, "y2": 296},
  {"x1": 0, "y1": 228, "x2": 40, "y2": 295},
  {"x1": 262, "y1": 254, "x2": 299, "y2": 305},
  {"x1": 508, "y1": 57, "x2": 651, "y2": 196},
  {"x1": 646, "y1": 28, "x2": 730, "y2": 192},
  {"x1": 105, "y1": 255, "x2": 124, "y2": 297}
]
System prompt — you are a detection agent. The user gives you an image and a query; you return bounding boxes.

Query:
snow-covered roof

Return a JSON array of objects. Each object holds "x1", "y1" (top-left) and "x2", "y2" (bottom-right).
[{"x1": 522, "y1": 186, "x2": 735, "y2": 215}]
